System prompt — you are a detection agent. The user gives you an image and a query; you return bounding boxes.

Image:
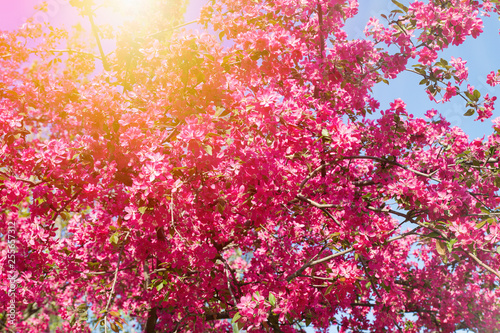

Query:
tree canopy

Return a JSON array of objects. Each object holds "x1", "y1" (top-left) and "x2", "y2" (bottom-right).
[{"x1": 3, "y1": 0, "x2": 500, "y2": 332}]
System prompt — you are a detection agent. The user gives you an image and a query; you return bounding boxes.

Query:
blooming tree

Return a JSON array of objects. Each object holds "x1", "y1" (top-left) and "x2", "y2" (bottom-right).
[{"x1": 3, "y1": 0, "x2": 500, "y2": 331}]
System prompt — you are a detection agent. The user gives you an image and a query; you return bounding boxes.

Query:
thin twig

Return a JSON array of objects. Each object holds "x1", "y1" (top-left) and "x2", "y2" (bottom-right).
[
  {"x1": 103, "y1": 232, "x2": 130, "y2": 329},
  {"x1": 359, "y1": 255, "x2": 404, "y2": 332},
  {"x1": 222, "y1": 259, "x2": 238, "y2": 306},
  {"x1": 146, "y1": 20, "x2": 199, "y2": 39},
  {"x1": 46, "y1": 49, "x2": 101, "y2": 59},
  {"x1": 296, "y1": 193, "x2": 338, "y2": 209},
  {"x1": 0, "y1": 171, "x2": 42, "y2": 187},
  {"x1": 296, "y1": 193, "x2": 342, "y2": 228},
  {"x1": 411, "y1": 219, "x2": 500, "y2": 280},
  {"x1": 300, "y1": 155, "x2": 440, "y2": 192},
  {"x1": 299, "y1": 162, "x2": 332, "y2": 190},
  {"x1": 161, "y1": 120, "x2": 185, "y2": 145},
  {"x1": 170, "y1": 194, "x2": 186, "y2": 241},
  {"x1": 286, "y1": 228, "x2": 420, "y2": 283},
  {"x1": 341, "y1": 155, "x2": 441, "y2": 182},
  {"x1": 466, "y1": 251, "x2": 500, "y2": 280},
  {"x1": 86, "y1": 9, "x2": 109, "y2": 70}
]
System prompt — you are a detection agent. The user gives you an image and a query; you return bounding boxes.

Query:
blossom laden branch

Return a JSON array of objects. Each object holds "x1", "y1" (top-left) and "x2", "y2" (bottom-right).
[
  {"x1": 411, "y1": 219, "x2": 500, "y2": 280},
  {"x1": 46, "y1": 49, "x2": 102, "y2": 59},
  {"x1": 286, "y1": 228, "x2": 421, "y2": 283},
  {"x1": 101, "y1": 232, "x2": 130, "y2": 331}
]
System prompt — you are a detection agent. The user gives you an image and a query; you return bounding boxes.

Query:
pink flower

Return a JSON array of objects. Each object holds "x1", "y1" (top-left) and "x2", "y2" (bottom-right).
[
  {"x1": 139, "y1": 40, "x2": 162, "y2": 61},
  {"x1": 450, "y1": 57, "x2": 468, "y2": 84},
  {"x1": 418, "y1": 47, "x2": 437, "y2": 65},
  {"x1": 124, "y1": 206, "x2": 136, "y2": 221},
  {"x1": 237, "y1": 294, "x2": 255, "y2": 317},
  {"x1": 425, "y1": 109, "x2": 438, "y2": 118},
  {"x1": 486, "y1": 70, "x2": 500, "y2": 86},
  {"x1": 467, "y1": 84, "x2": 475, "y2": 94},
  {"x1": 492, "y1": 117, "x2": 500, "y2": 129},
  {"x1": 442, "y1": 82, "x2": 457, "y2": 102},
  {"x1": 476, "y1": 94, "x2": 496, "y2": 121}
]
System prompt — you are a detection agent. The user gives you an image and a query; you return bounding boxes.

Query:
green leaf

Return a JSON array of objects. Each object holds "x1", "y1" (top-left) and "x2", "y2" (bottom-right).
[
  {"x1": 269, "y1": 293, "x2": 276, "y2": 307},
  {"x1": 435, "y1": 240, "x2": 447, "y2": 256},
  {"x1": 232, "y1": 312, "x2": 242, "y2": 323},
  {"x1": 446, "y1": 239, "x2": 457, "y2": 252},
  {"x1": 476, "y1": 220, "x2": 487, "y2": 229},
  {"x1": 110, "y1": 322, "x2": 120, "y2": 332},
  {"x1": 423, "y1": 231, "x2": 441, "y2": 239},
  {"x1": 480, "y1": 207, "x2": 490, "y2": 214},
  {"x1": 250, "y1": 51, "x2": 261, "y2": 61},
  {"x1": 473, "y1": 89, "x2": 481, "y2": 100},
  {"x1": 464, "y1": 109, "x2": 475, "y2": 116},
  {"x1": 109, "y1": 232, "x2": 119, "y2": 244},
  {"x1": 232, "y1": 312, "x2": 244, "y2": 332},
  {"x1": 204, "y1": 145, "x2": 213, "y2": 156},
  {"x1": 380, "y1": 282, "x2": 391, "y2": 292},
  {"x1": 77, "y1": 304, "x2": 88, "y2": 313},
  {"x1": 138, "y1": 207, "x2": 147, "y2": 214},
  {"x1": 325, "y1": 284, "x2": 334, "y2": 295},
  {"x1": 69, "y1": 314, "x2": 76, "y2": 327},
  {"x1": 214, "y1": 201, "x2": 224, "y2": 214},
  {"x1": 391, "y1": 0, "x2": 409, "y2": 12}
]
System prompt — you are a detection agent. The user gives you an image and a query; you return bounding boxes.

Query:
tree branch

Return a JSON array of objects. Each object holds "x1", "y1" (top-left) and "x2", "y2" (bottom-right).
[
  {"x1": 86, "y1": 8, "x2": 109, "y2": 70},
  {"x1": 46, "y1": 49, "x2": 101, "y2": 59},
  {"x1": 341, "y1": 155, "x2": 441, "y2": 182},
  {"x1": 145, "y1": 20, "x2": 199, "y2": 39},
  {"x1": 286, "y1": 228, "x2": 420, "y2": 282},
  {"x1": 103, "y1": 232, "x2": 129, "y2": 331},
  {"x1": 411, "y1": 219, "x2": 500, "y2": 280}
]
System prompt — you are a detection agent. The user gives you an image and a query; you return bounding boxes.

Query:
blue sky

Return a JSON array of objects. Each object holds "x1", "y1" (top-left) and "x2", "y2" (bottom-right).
[{"x1": 346, "y1": 0, "x2": 500, "y2": 142}]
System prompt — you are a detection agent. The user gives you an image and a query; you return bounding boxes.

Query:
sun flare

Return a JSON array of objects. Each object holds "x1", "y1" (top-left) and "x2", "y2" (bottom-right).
[
  {"x1": 94, "y1": 0, "x2": 144, "y2": 30},
  {"x1": 90, "y1": 0, "x2": 180, "y2": 37}
]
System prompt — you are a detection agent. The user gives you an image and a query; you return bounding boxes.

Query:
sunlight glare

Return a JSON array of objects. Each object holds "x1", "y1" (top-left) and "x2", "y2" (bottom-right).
[{"x1": 94, "y1": 0, "x2": 147, "y2": 31}]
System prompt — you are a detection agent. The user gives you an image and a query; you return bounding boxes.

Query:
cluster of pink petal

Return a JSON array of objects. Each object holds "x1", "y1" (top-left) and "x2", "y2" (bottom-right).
[
  {"x1": 477, "y1": 94, "x2": 497, "y2": 121},
  {"x1": 487, "y1": 70, "x2": 500, "y2": 86},
  {"x1": 2, "y1": 0, "x2": 500, "y2": 332},
  {"x1": 450, "y1": 56, "x2": 469, "y2": 84}
]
